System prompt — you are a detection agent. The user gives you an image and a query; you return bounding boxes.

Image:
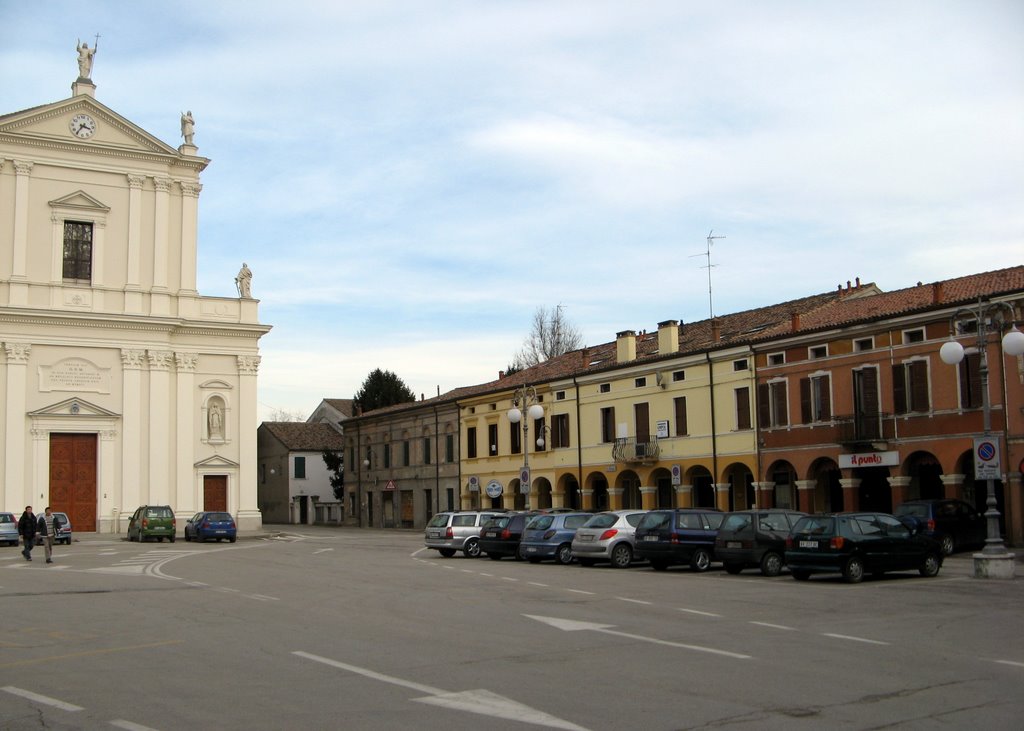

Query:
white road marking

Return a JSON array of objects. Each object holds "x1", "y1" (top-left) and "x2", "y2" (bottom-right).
[
  {"x1": 293, "y1": 651, "x2": 590, "y2": 730},
  {"x1": 750, "y1": 621, "x2": 797, "y2": 631},
  {"x1": 248, "y1": 594, "x2": 280, "y2": 601},
  {"x1": 677, "y1": 607, "x2": 721, "y2": 617},
  {"x1": 528, "y1": 582, "x2": 548, "y2": 587},
  {"x1": 525, "y1": 615, "x2": 751, "y2": 660},
  {"x1": 616, "y1": 597, "x2": 652, "y2": 605},
  {"x1": 110, "y1": 721, "x2": 162, "y2": 731},
  {"x1": 501, "y1": 576, "x2": 519, "y2": 582},
  {"x1": 823, "y1": 633, "x2": 889, "y2": 645},
  {"x1": 567, "y1": 589, "x2": 595, "y2": 595},
  {"x1": 313, "y1": 548, "x2": 333, "y2": 554},
  {"x1": 2, "y1": 686, "x2": 84, "y2": 711},
  {"x1": 479, "y1": 573, "x2": 494, "y2": 577},
  {"x1": 992, "y1": 659, "x2": 1024, "y2": 668}
]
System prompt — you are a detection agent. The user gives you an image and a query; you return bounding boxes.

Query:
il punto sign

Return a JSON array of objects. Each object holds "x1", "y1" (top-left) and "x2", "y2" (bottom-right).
[{"x1": 838, "y1": 451, "x2": 899, "y2": 469}]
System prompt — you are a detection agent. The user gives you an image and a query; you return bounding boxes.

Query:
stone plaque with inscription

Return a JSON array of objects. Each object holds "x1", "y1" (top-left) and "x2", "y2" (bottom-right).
[{"x1": 39, "y1": 358, "x2": 111, "y2": 394}]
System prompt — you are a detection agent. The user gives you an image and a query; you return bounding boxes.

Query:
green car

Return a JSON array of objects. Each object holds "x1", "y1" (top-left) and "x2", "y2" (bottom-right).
[{"x1": 127, "y1": 505, "x2": 176, "y2": 543}]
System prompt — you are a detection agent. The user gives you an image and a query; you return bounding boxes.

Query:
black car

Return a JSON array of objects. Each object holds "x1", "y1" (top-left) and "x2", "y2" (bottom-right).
[
  {"x1": 633, "y1": 509, "x2": 724, "y2": 571},
  {"x1": 893, "y1": 499, "x2": 986, "y2": 555},
  {"x1": 785, "y1": 512, "x2": 943, "y2": 583},
  {"x1": 715, "y1": 509, "x2": 806, "y2": 576},
  {"x1": 479, "y1": 512, "x2": 532, "y2": 560}
]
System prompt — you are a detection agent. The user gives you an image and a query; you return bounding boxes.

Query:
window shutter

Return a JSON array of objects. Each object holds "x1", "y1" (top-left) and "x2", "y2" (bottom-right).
[
  {"x1": 909, "y1": 360, "x2": 929, "y2": 412},
  {"x1": 800, "y1": 378, "x2": 812, "y2": 423},
  {"x1": 892, "y1": 364, "x2": 907, "y2": 415},
  {"x1": 757, "y1": 383, "x2": 771, "y2": 427},
  {"x1": 817, "y1": 375, "x2": 831, "y2": 420},
  {"x1": 964, "y1": 352, "x2": 983, "y2": 408},
  {"x1": 736, "y1": 387, "x2": 751, "y2": 430},
  {"x1": 771, "y1": 381, "x2": 788, "y2": 427},
  {"x1": 859, "y1": 367, "x2": 879, "y2": 415},
  {"x1": 675, "y1": 397, "x2": 687, "y2": 436}
]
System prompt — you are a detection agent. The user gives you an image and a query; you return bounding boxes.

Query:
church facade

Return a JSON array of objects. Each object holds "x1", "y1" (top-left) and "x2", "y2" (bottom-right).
[{"x1": 0, "y1": 52, "x2": 270, "y2": 533}]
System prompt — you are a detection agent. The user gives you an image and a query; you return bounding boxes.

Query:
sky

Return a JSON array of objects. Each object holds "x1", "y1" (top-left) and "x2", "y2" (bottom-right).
[{"x1": 2, "y1": 1, "x2": 1022, "y2": 421}]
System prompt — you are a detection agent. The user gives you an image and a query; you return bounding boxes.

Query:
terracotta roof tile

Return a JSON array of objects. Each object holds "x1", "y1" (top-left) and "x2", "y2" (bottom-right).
[{"x1": 260, "y1": 422, "x2": 345, "y2": 451}]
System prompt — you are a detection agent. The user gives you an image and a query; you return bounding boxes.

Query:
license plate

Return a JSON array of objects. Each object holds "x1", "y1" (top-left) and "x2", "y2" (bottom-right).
[
  {"x1": 799, "y1": 540, "x2": 817, "y2": 548},
  {"x1": 485, "y1": 531, "x2": 497, "y2": 538},
  {"x1": 727, "y1": 541, "x2": 741, "y2": 549},
  {"x1": 579, "y1": 535, "x2": 594, "y2": 542},
  {"x1": 428, "y1": 530, "x2": 440, "y2": 538},
  {"x1": 525, "y1": 546, "x2": 537, "y2": 552},
  {"x1": 644, "y1": 535, "x2": 659, "y2": 542}
]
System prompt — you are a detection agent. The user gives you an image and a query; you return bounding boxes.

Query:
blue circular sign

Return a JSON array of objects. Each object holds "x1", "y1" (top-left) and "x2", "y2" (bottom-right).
[{"x1": 977, "y1": 441, "x2": 997, "y2": 461}]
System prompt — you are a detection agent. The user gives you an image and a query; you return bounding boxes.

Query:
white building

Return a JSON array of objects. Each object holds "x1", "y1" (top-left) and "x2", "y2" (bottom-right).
[{"x1": 0, "y1": 50, "x2": 270, "y2": 533}]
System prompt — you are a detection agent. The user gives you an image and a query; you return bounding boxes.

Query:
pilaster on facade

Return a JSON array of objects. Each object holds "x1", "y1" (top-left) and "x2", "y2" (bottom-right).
[
  {"x1": 887, "y1": 475, "x2": 912, "y2": 508},
  {"x1": 175, "y1": 352, "x2": 198, "y2": 513},
  {"x1": 675, "y1": 483, "x2": 693, "y2": 508},
  {"x1": 178, "y1": 181, "x2": 201, "y2": 295},
  {"x1": 236, "y1": 354, "x2": 262, "y2": 529},
  {"x1": 940, "y1": 473, "x2": 965, "y2": 500},
  {"x1": 147, "y1": 350, "x2": 173, "y2": 504},
  {"x1": 752, "y1": 481, "x2": 776, "y2": 509},
  {"x1": 839, "y1": 478, "x2": 861, "y2": 512}
]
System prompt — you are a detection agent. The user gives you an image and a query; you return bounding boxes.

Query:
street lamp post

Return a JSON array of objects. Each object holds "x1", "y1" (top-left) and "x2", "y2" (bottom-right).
[
  {"x1": 508, "y1": 386, "x2": 545, "y2": 510},
  {"x1": 939, "y1": 298, "x2": 1024, "y2": 579}
]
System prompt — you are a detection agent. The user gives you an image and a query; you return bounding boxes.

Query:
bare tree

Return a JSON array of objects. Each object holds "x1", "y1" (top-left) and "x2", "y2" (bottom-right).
[
  {"x1": 266, "y1": 407, "x2": 306, "y2": 422},
  {"x1": 512, "y1": 305, "x2": 584, "y2": 368}
]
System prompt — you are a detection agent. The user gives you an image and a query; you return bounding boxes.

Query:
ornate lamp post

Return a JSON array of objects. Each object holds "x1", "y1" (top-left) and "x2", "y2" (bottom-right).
[
  {"x1": 508, "y1": 386, "x2": 545, "y2": 510},
  {"x1": 939, "y1": 299, "x2": 1024, "y2": 579}
]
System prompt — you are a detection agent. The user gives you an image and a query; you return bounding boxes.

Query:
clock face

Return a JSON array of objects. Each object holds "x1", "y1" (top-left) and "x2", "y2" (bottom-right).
[{"x1": 70, "y1": 113, "x2": 96, "y2": 139}]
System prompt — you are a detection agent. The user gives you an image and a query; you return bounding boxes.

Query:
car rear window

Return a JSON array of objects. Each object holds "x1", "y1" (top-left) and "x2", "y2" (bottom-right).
[
  {"x1": 0, "y1": 514, "x2": 13, "y2": 524},
  {"x1": 564, "y1": 515, "x2": 590, "y2": 529},
  {"x1": 638, "y1": 512, "x2": 671, "y2": 530},
  {"x1": 484, "y1": 516, "x2": 512, "y2": 529},
  {"x1": 146, "y1": 507, "x2": 171, "y2": 518},
  {"x1": 626, "y1": 513, "x2": 646, "y2": 527},
  {"x1": 527, "y1": 516, "x2": 553, "y2": 530},
  {"x1": 722, "y1": 514, "x2": 752, "y2": 532},
  {"x1": 793, "y1": 516, "x2": 833, "y2": 535},
  {"x1": 426, "y1": 514, "x2": 450, "y2": 528},
  {"x1": 760, "y1": 514, "x2": 791, "y2": 532},
  {"x1": 208, "y1": 513, "x2": 232, "y2": 521},
  {"x1": 895, "y1": 504, "x2": 928, "y2": 519},
  {"x1": 583, "y1": 513, "x2": 618, "y2": 529}
]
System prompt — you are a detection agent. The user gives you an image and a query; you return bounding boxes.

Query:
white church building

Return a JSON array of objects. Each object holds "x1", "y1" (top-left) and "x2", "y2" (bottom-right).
[{"x1": 0, "y1": 47, "x2": 271, "y2": 533}]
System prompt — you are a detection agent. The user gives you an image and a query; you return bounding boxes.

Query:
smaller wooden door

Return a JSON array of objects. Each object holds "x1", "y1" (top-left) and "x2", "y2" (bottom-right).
[
  {"x1": 400, "y1": 490, "x2": 414, "y2": 527},
  {"x1": 203, "y1": 475, "x2": 228, "y2": 511}
]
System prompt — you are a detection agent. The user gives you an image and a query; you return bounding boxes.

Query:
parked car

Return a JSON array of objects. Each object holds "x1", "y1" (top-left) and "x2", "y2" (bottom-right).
[
  {"x1": 715, "y1": 509, "x2": 806, "y2": 576},
  {"x1": 633, "y1": 509, "x2": 724, "y2": 571},
  {"x1": 519, "y1": 512, "x2": 593, "y2": 564},
  {"x1": 0, "y1": 512, "x2": 18, "y2": 546},
  {"x1": 127, "y1": 505, "x2": 176, "y2": 543},
  {"x1": 785, "y1": 512, "x2": 943, "y2": 583},
  {"x1": 184, "y1": 511, "x2": 237, "y2": 543},
  {"x1": 424, "y1": 510, "x2": 507, "y2": 558},
  {"x1": 571, "y1": 510, "x2": 648, "y2": 568},
  {"x1": 894, "y1": 499, "x2": 986, "y2": 555},
  {"x1": 479, "y1": 512, "x2": 533, "y2": 560},
  {"x1": 35, "y1": 511, "x2": 72, "y2": 546}
]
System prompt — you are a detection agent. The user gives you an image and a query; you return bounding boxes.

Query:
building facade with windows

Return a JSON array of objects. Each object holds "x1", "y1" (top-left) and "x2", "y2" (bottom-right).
[
  {"x1": 0, "y1": 61, "x2": 270, "y2": 532},
  {"x1": 257, "y1": 422, "x2": 345, "y2": 524}
]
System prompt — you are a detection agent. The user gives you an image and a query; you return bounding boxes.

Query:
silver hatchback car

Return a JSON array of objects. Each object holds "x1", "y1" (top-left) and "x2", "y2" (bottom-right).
[
  {"x1": 424, "y1": 510, "x2": 508, "y2": 558},
  {"x1": 571, "y1": 510, "x2": 648, "y2": 568},
  {"x1": 0, "y1": 512, "x2": 18, "y2": 546}
]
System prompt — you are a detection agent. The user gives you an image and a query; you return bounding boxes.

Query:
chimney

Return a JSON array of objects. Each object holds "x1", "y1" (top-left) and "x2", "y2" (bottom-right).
[
  {"x1": 616, "y1": 330, "x2": 637, "y2": 363},
  {"x1": 791, "y1": 312, "x2": 800, "y2": 332},
  {"x1": 711, "y1": 319, "x2": 721, "y2": 343},
  {"x1": 932, "y1": 281, "x2": 943, "y2": 304},
  {"x1": 657, "y1": 320, "x2": 679, "y2": 355},
  {"x1": 498, "y1": 370, "x2": 505, "y2": 380}
]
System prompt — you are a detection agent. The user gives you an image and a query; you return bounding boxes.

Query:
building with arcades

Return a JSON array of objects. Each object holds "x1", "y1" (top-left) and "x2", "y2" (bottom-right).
[{"x1": 0, "y1": 55, "x2": 270, "y2": 532}]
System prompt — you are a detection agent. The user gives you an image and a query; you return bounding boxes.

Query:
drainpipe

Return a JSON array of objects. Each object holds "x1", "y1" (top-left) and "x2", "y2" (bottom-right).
[
  {"x1": 706, "y1": 352, "x2": 719, "y2": 497},
  {"x1": 434, "y1": 404, "x2": 440, "y2": 517},
  {"x1": 355, "y1": 421, "x2": 363, "y2": 528},
  {"x1": 574, "y1": 376, "x2": 583, "y2": 506}
]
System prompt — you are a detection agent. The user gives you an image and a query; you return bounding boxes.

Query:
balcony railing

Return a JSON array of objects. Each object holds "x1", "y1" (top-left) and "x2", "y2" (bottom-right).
[
  {"x1": 834, "y1": 413, "x2": 893, "y2": 445},
  {"x1": 612, "y1": 436, "x2": 661, "y2": 464}
]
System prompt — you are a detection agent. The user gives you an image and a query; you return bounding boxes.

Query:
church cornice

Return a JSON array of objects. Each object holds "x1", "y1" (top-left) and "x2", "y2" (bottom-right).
[
  {"x1": 0, "y1": 309, "x2": 272, "y2": 339},
  {"x1": 0, "y1": 132, "x2": 209, "y2": 173}
]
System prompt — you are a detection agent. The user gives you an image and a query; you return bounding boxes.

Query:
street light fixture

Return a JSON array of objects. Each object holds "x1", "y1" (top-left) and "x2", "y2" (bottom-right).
[
  {"x1": 938, "y1": 298, "x2": 1024, "y2": 579},
  {"x1": 508, "y1": 385, "x2": 545, "y2": 509}
]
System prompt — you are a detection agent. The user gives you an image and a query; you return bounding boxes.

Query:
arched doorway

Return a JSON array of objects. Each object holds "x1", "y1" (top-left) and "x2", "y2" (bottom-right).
[
  {"x1": 767, "y1": 460, "x2": 797, "y2": 509},
  {"x1": 688, "y1": 466, "x2": 715, "y2": 508},
  {"x1": 906, "y1": 451, "x2": 944, "y2": 501},
  {"x1": 617, "y1": 470, "x2": 641, "y2": 509},
  {"x1": 856, "y1": 466, "x2": 892, "y2": 512},
  {"x1": 650, "y1": 467, "x2": 674, "y2": 507},
  {"x1": 723, "y1": 462, "x2": 754, "y2": 511},
  {"x1": 809, "y1": 458, "x2": 841, "y2": 513}
]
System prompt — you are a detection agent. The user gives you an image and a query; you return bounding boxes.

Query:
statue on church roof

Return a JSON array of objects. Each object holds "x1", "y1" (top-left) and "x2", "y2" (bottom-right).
[
  {"x1": 76, "y1": 38, "x2": 98, "y2": 80},
  {"x1": 235, "y1": 262, "x2": 253, "y2": 299},
  {"x1": 181, "y1": 111, "x2": 195, "y2": 145}
]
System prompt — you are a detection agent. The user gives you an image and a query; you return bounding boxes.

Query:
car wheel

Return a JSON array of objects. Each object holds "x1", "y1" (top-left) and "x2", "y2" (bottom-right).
[
  {"x1": 185, "y1": 532, "x2": 191, "y2": 542},
  {"x1": 842, "y1": 556, "x2": 865, "y2": 583},
  {"x1": 463, "y1": 538, "x2": 481, "y2": 558},
  {"x1": 940, "y1": 534, "x2": 955, "y2": 556},
  {"x1": 791, "y1": 570, "x2": 811, "y2": 581},
  {"x1": 724, "y1": 563, "x2": 743, "y2": 575},
  {"x1": 760, "y1": 552, "x2": 783, "y2": 577},
  {"x1": 229, "y1": 536, "x2": 236, "y2": 543},
  {"x1": 690, "y1": 548, "x2": 711, "y2": 572},
  {"x1": 919, "y1": 553, "x2": 942, "y2": 577},
  {"x1": 528, "y1": 557, "x2": 542, "y2": 564},
  {"x1": 610, "y1": 543, "x2": 633, "y2": 569},
  {"x1": 487, "y1": 552, "x2": 502, "y2": 560},
  {"x1": 650, "y1": 560, "x2": 669, "y2": 571},
  {"x1": 555, "y1": 544, "x2": 573, "y2": 565},
  {"x1": 157, "y1": 537, "x2": 163, "y2": 543},
  {"x1": 169, "y1": 535, "x2": 175, "y2": 543},
  {"x1": 438, "y1": 548, "x2": 456, "y2": 558}
]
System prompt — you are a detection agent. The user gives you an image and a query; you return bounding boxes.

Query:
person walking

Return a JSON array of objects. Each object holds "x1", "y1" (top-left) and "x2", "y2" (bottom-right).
[
  {"x1": 18, "y1": 506, "x2": 37, "y2": 561},
  {"x1": 39, "y1": 507, "x2": 57, "y2": 564}
]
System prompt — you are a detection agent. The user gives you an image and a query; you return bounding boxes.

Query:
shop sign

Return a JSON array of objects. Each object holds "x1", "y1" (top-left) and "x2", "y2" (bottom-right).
[{"x1": 838, "y1": 451, "x2": 899, "y2": 469}]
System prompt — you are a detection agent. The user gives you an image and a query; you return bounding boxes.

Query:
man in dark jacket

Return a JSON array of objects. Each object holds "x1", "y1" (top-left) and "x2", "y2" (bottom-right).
[{"x1": 18, "y1": 506, "x2": 37, "y2": 561}]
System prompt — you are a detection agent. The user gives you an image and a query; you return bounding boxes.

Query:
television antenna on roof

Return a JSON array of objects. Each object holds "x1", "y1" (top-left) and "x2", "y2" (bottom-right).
[{"x1": 690, "y1": 230, "x2": 724, "y2": 319}]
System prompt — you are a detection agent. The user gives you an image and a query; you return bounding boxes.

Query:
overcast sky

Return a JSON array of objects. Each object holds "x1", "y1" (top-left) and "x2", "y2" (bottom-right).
[{"x1": 3, "y1": 1, "x2": 1022, "y2": 420}]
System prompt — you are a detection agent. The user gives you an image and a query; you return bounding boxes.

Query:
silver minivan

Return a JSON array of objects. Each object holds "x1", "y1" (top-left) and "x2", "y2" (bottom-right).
[{"x1": 424, "y1": 511, "x2": 507, "y2": 558}]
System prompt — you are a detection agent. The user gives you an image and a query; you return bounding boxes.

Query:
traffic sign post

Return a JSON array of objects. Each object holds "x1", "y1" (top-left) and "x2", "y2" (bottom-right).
[{"x1": 973, "y1": 437, "x2": 1001, "y2": 481}]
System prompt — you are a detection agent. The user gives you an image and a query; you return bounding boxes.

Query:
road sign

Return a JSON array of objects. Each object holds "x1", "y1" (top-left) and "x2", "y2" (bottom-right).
[
  {"x1": 974, "y1": 436, "x2": 1001, "y2": 480},
  {"x1": 384, "y1": 479, "x2": 397, "y2": 490},
  {"x1": 520, "y1": 466, "x2": 530, "y2": 493}
]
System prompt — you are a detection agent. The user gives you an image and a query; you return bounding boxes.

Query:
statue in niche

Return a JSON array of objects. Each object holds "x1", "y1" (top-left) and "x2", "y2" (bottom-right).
[
  {"x1": 235, "y1": 262, "x2": 253, "y2": 298},
  {"x1": 208, "y1": 402, "x2": 223, "y2": 439},
  {"x1": 180, "y1": 110, "x2": 195, "y2": 145}
]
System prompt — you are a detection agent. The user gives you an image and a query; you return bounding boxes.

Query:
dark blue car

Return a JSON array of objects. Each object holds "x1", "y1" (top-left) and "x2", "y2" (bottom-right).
[
  {"x1": 519, "y1": 512, "x2": 592, "y2": 564},
  {"x1": 184, "y1": 511, "x2": 237, "y2": 543},
  {"x1": 633, "y1": 509, "x2": 724, "y2": 571}
]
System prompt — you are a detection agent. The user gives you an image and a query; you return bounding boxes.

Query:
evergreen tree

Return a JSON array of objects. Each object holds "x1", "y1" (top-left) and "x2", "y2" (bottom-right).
[{"x1": 353, "y1": 368, "x2": 417, "y2": 412}]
